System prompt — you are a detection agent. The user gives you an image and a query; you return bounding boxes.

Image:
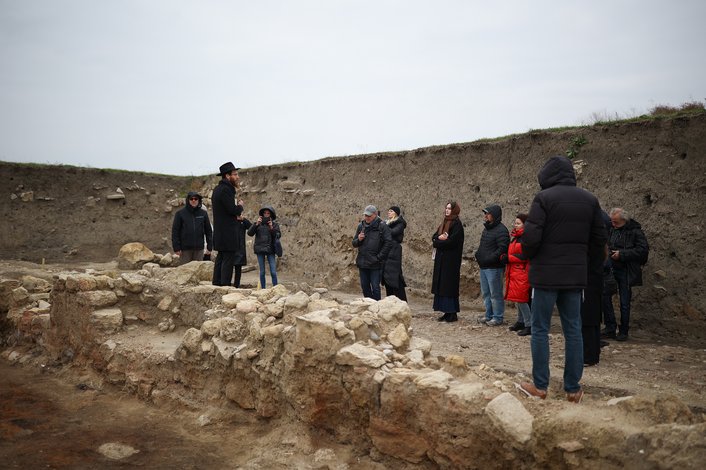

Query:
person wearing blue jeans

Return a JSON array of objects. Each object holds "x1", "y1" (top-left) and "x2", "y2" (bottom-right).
[
  {"x1": 530, "y1": 288, "x2": 584, "y2": 393},
  {"x1": 358, "y1": 266, "x2": 382, "y2": 300},
  {"x1": 247, "y1": 205, "x2": 281, "y2": 289},
  {"x1": 257, "y1": 252, "x2": 278, "y2": 289},
  {"x1": 479, "y1": 267, "x2": 505, "y2": 323},
  {"x1": 518, "y1": 156, "x2": 607, "y2": 403},
  {"x1": 474, "y1": 205, "x2": 509, "y2": 326}
]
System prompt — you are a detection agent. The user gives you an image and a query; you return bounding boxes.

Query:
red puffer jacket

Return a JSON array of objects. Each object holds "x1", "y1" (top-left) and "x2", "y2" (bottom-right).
[{"x1": 504, "y1": 228, "x2": 530, "y2": 303}]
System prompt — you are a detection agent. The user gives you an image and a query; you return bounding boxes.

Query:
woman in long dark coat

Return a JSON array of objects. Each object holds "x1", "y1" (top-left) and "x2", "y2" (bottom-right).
[
  {"x1": 383, "y1": 206, "x2": 408, "y2": 301},
  {"x1": 232, "y1": 216, "x2": 252, "y2": 288},
  {"x1": 431, "y1": 201, "x2": 465, "y2": 322}
]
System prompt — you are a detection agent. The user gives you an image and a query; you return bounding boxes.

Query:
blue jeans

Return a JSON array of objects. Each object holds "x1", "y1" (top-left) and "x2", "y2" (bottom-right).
[
  {"x1": 480, "y1": 268, "x2": 505, "y2": 322},
  {"x1": 257, "y1": 253, "x2": 278, "y2": 288},
  {"x1": 359, "y1": 268, "x2": 382, "y2": 301},
  {"x1": 530, "y1": 288, "x2": 583, "y2": 393},
  {"x1": 603, "y1": 267, "x2": 632, "y2": 335},
  {"x1": 517, "y1": 302, "x2": 531, "y2": 325}
]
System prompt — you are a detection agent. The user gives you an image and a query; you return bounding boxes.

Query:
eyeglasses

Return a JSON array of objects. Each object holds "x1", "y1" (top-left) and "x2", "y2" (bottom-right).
[{"x1": 189, "y1": 197, "x2": 199, "y2": 201}]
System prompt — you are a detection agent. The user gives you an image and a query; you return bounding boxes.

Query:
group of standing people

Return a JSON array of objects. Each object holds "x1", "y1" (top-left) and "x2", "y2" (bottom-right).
[{"x1": 171, "y1": 161, "x2": 280, "y2": 289}]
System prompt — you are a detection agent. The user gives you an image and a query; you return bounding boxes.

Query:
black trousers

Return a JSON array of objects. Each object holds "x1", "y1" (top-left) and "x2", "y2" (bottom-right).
[
  {"x1": 385, "y1": 285, "x2": 408, "y2": 302},
  {"x1": 212, "y1": 251, "x2": 236, "y2": 286}
]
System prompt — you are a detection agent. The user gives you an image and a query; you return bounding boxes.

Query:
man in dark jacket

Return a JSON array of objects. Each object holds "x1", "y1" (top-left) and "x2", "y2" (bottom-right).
[
  {"x1": 475, "y1": 205, "x2": 510, "y2": 326},
  {"x1": 602, "y1": 207, "x2": 649, "y2": 342},
  {"x1": 519, "y1": 156, "x2": 607, "y2": 403},
  {"x1": 352, "y1": 205, "x2": 392, "y2": 300},
  {"x1": 171, "y1": 191, "x2": 213, "y2": 264},
  {"x1": 211, "y1": 162, "x2": 244, "y2": 286}
]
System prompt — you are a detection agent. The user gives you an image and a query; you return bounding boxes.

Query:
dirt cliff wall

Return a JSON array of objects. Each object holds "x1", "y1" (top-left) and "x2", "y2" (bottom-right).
[{"x1": 2, "y1": 113, "x2": 705, "y2": 343}]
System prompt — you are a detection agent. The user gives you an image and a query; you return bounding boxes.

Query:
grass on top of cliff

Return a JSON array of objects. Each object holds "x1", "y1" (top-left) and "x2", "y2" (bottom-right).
[{"x1": 477, "y1": 101, "x2": 706, "y2": 143}]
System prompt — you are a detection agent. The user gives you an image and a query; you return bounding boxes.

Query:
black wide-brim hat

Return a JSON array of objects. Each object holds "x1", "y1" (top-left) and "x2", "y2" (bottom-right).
[{"x1": 217, "y1": 161, "x2": 240, "y2": 176}]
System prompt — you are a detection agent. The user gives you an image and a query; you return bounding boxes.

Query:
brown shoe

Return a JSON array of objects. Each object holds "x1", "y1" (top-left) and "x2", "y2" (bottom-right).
[
  {"x1": 566, "y1": 389, "x2": 584, "y2": 404},
  {"x1": 516, "y1": 382, "x2": 547, "y2": 400}
]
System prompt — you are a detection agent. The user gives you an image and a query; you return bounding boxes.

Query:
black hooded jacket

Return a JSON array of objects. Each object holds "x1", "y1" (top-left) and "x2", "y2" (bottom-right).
[
  {"x1": 171, "y1": 192, "x2": 213, "y2": 252},
  {"x1": 609, "y1": 218, "x2": 649, "y2": 286},
  {"x1": 247, "y1": 205, "x2": 281, "y2": 255},
  {"x1": 522, "y1": 156, "x2": 607, "y2": 289},
  {"x1": 475, "y1": 205, "x2": 510, "y2": 269},
  {"x1": 352, "y1": 216, "x2": 393, "y2": 269}
]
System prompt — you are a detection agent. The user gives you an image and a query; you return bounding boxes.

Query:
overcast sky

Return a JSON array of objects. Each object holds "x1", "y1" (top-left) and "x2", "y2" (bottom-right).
[{"x1": 1, "y1": 1, "x2": 704, "y2": 176}]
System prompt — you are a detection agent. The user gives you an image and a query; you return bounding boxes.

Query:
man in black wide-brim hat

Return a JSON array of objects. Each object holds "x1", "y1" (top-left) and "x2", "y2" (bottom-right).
[{"x1": 212, "y1": 162, "x2": 244, "y2": 286}]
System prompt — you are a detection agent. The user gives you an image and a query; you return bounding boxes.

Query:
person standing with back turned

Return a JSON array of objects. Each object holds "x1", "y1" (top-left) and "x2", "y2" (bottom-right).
[
  {"x1": 519, "y1": 155, "x2": 607, "y2": 403},
  {"x1": 211, "y1": 162, "x2": 244, "y2": 286}
]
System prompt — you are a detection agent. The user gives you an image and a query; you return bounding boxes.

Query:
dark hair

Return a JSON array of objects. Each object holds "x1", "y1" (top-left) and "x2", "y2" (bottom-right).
[{"x1": 516, "y1": 213, "x2": 528, "y2": 223}]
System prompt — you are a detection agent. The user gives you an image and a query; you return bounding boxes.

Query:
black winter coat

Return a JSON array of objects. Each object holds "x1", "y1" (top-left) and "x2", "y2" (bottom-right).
[
  {"x1": 383, "y1": 216, "x2": 407, "y2": 289},
  {"x1": 431, "y1": 218, "x2": 465, "y2": 297},
  {"x1": 212, "y1": 179, "x2": 243, "y2": 251},
  {"x1": 609, "y1": 219, "x2": 649, "y2": 286},
  {"x1": 247, "y1": 218, "x2": 281, "y2": 255},
  {"x1": 475, "y1": 205, "x2": 509, "y2": 269},
  {"x1": 233, "y1": 219, "x2": 252, "y2": 265},
  {"x1": 352, "y1": 217, "x2": 392, "y2": 269},
  {"x1": 171, "y1": 192, "x2": 213, "y2": 251},
  {"x1": 522, "y1": 156, "x2": 607, "y2": 290}
]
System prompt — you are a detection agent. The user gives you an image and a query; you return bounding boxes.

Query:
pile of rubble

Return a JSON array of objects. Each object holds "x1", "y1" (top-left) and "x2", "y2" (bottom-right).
[{"x1": 1, "y1": 259, "x2": 705, "y2": 468}]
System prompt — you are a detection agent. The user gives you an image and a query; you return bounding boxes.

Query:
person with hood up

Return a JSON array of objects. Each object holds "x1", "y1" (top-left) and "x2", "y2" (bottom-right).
[
  {"x1": 518, "y1": 155, "x2": 607, "y2": 404},
  {"x1": 431, "y1": 201, "x2": 465, "y2": 322},
  {"x1": 247, "y1": 205, "x2": 281, "y2": 288},
  {"x1": 505, "y1": 213, "x2": 532, "y2": 336},
  {"x1": 475, "y1": 204, "x2": 510, "y2": 326},
  {"x1": 382, "y1": 206, "x2": 408, "y2": 301},
  {"x1": 171, "y1": 191, "x2": 212, "y2": 264},
  {"x1": 352, "y1": 205, "x2": 393, "y2": 301}
]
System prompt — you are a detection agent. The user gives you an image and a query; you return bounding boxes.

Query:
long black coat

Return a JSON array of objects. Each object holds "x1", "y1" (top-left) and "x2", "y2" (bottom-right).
[
  {"x1": 383, "y1": 216, "x2": 407, "y2": 289},
  {"x1": 431, "y1": 218, "x2": 465, "y2": 298},
  {"x1": 233, "y1": 219, "x2": 252, "y2": 265},
  {"x1": 522, "y1": 156, "x2": 607, "y2": 290},
  {"x1": 212, "y1": 179, "x2": 243, "y2": 252}
]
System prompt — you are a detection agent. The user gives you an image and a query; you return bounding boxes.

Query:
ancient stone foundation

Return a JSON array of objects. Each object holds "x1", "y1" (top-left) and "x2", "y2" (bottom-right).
[{"x1": 2, "y1": 262, "x2": 705, "y2": 469}]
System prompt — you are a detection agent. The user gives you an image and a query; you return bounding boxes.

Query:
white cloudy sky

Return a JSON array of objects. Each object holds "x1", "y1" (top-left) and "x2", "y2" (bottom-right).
[{"x1": 1, "y1": 1, "x2": 704, "y2": 176}]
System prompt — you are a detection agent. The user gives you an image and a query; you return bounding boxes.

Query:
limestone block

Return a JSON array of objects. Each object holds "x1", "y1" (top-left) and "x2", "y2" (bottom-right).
[
  {"x1": 10, "y1": 287, "x2": 30, "y2": 307},
  {"x1": 37, "y1": 300, "x2": 51, "y2": 310},
  {"x1": 336, "y1": 343, "x2": 388, "y2": 368},
  {"x1": 121, "y1": 273, "x2": 147, "y2": 293},
  {"x1": 212, "y1": 337, "x2": 246, "y2": 363},
  {"x1": 201, "y1": 339, "x2": 213, "y2": 353},
  {"x1": 76, "y1": 290, "x2": 119, "y2": 307},
  {"x1": 294, "y1": 309, "x2": 342, "y2": 359},
  {"x1": 285, "y1": 291, "x2": 310, "y2": 311},
  {"x1": 405, "y1": 349, "x2": 424, "y2": 365},
  {"x1": 157, "y1": 296, "x2": 173, "y2": 311},
  {"x1": 251, "y1": 286, "x2": 277, "y2": 303},
  {"x1": 94, "y1": 275, "x2": 115, "y2": 290},
  {"x1": 201, "y1": 318, "x2": 222, "y2": 336},
  {"x1": 222, "y1": 292, "x2": 246, "y2": 309},
  {"x1": 261, "y1": 324, "x2": 285, "y2": 338},
  {"x1": 31, "y1": 313, "x2": 51, "y2": 331},
  {"x1": 262, "y1": 301, "x2": 284, "y2": 318},
  {"x1": 162, "y1": 261, "x2": 212, "y2": 285},
  {"x1": 414, "y1": 369, "x2": 454, "y2": 391},
  {"x1": 333, "y1": 321, "x2": 353, "y2": 339},
  {"x1": 409, "y1": 337, "x2": 432, "y2": 355},
  {"x1": 485, "y1": 392, "x2": 534, "y2": 445},
  {"x1": 236, "y1": 299, "x2": 260, "y2": 315},
  {"x1": 387, "y1": 323, "x2": 410, "y2": 350},
  {"x1": 159, "y1": 252, "x2": 175, "y2": 267},
  {"x1": 376, "y1": 296, "x2": 412, "y2": 325},
  {"x1": 91, "y1": 308, "x2": 123, "y2": 333},
  {"x1": 307, "y1": 299, "x2": 339, "y2": 312},
  {"x1": 66, "y1": 274, "x2": 98, "y2": 292},
  {"x1": 142, "y1": 263, "x2": 161, "y2": 276},
  {"x1": 181, "y1": 328, "x2": 203, "y2": 353},
  {"x1": 220, "y1": 317, "x2": 247, "y2": 341},
  {"x1": 446, "y1": 381, "x2": 485, "y2": 403},
  {"x1": 117, "y1": 242, "x2": 156, "y2": 269},
  {"x1": 21, "y1": 275, "x2": 52, "y2": 293}
]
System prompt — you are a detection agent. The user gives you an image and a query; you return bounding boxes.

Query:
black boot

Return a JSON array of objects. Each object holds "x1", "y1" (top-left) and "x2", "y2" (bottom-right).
[
  {"x1": 509, "y1": 321, "x2": 525, "y2": 332},
  {"x1": 445, "y1": 312, "x2": 458, "y2": 322},
  {"x1": 517, "y1": 327, "x2": 531, "y2": 336},
  {"x1": 437, "y1": 312, "x2": 449, "y2": 322}
]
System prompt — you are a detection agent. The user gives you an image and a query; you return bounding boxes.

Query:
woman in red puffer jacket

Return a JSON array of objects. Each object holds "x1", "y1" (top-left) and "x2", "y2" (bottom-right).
[{"x1": 505, "y1": 213, "x2": 532, "y2": 336}]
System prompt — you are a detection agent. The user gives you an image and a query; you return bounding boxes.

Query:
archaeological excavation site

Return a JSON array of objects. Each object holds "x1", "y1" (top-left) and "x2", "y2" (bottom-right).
[{"x1": 1, "y1": 113, "x2": 706, "y2": 468}]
